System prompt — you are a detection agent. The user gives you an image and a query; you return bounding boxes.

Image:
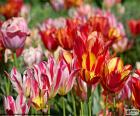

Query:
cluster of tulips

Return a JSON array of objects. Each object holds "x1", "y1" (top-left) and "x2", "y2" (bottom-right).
[{"x1": 0, "y1": 0, "x2": 140, "y2": 115}]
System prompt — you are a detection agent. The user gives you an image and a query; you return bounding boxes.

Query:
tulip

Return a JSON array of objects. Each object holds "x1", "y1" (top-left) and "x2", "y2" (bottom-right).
[
  {"x1": 132, "y1": 70, "x2": 140, "y2": 109},
  {"x1": 39, "y1": 19, "x2": 65, "y2": 51},
  {"x1": 33, "y1": 57, "x2": 63, "y2": 99},
  {"x1": 10, "y1": 67, "x2": 23, "y2": 94},
  {"x1": 74, "y1": 31, "x2": 108, "y2": 84},
  {"x1": 103, "y1": 0, "x2": 116, "y2": 10},
  {"x1": 39, "y1": 28, "x2": 58, "y2": 51},
  {"x1": 31, "y1": 81, "x2": 48, "y2": 112},
  {"x1": 136, "y1": 62, "x2": 140, "y2": 69},
  {"x1": 64, "y1": 0, "x2": 83, "y2": 8},
  {"x1": 9, "y1": 66, "x2": 48, "y2": 111},
  {"x1": 117, "y1": 76, "x2": 132, "y2": 100},
  {"x1": 101, "y1": 57, "x2": 132, "y2": 93},
  {"x1": 73, "y1": 77, "x2": 87, "y2": 101},
  {"x1": 9, "y1": 67, "x2": 34, "y2": 98},
  {"x1": 0, "y1": 21, "x2": 5, "y2": 60},
  {"x1": 128, "y1": 19, "x2": 140, "y2": 36},
  {"x1": 22, "y1": 46, "x2": 43, "y2": 66},
  {"x1": 58, "y1": 51, "x2": 78, "y2": 95},
  {"x1": 88, "y1": 16, "x2": 110, "y2": 39},
  {"x1": 4, "y1": 94, "x2": 30, "y2": 115},
  {"x1": 1, "y1": 17, "x2": 29, "y2": 51},
  {"x1": 50, "y1": 0, "x2": 65, "y2": 11},
  {"x1": 0, "y1": 0, "x2": 23, "y2": 19},
  {"x1": 23, "y1": 66, "x2": 48, "y2": 111},
  {"x1": 68, "y1": 4, "x2": 94, "y2": 20},
  {"x1": 112, "y1": 37, "x2": 131, "y2": 53},
  {"x1": 56, "y1": 19, "x2": 80, "y2": 50}
]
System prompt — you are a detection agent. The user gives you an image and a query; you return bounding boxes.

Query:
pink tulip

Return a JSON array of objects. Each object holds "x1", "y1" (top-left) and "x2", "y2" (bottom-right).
[
  {"x1": 33, "y1": 56, "x2": 63, "y2": 98},
  {"x1": 4, "y1": 94, "x2": 30, "y2": 115},
  {"x1": 9, "y1": 67, "x2": 33, "y2": 97},
  {"x1": 9, "y1": 67, "x2": 48, "y2": 111},
  {"x1": 117, "y1": 76, "x2": 132, "y2": 100},
  {"x1": 73, "y1": 77, "x2": 87, "y2": 101},
  {"x1": 10, "y1": 67, "x2": 23, "y2": 94},
  {"x1": 57, "y1": 51, "x2": 79, "y2": 95},
  {"x1": 23, "y1": 67, "x2": 48, "y2": 111},
  {"x1": 1, "y1": 17, "x2": 29, "y2": 51},
  {"x1": 22, "y1": 46, "x2": 43, "y2": 66}
]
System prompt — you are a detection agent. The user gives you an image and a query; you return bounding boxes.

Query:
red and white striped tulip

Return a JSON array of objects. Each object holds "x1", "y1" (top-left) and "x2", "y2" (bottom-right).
[{"x1": 4, "y1": 94, "x2": 30, "y2": 115}]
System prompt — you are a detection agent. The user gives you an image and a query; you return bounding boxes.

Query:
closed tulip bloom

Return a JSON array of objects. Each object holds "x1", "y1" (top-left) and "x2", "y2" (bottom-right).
[
  {"x1": 4, "y1": 94, "x2": 30, "y2": 115},
  {"x1": 128, "y1": 19, "x2": 140, "y2": 36},
  {"x1": 23, "y1": 46, "x2": 43, "y2": 66},
  {"x1": 1, "y1": 17, "x2": 29, "y2": 51},
  {"x1": 50, "y1": 0, "x2": 64, "y2": 11},
  {"x1": 39, "y1": 28, "x2": 58, "y2": 51},
  {"x1": 64, "y1": 0, "x2": 83, "y2": 8},
  {"x1": 101, "y1": 57, "x2": 132, "y2": 93},
  {"x1": 39, "y1": 19, "x2": 65, "y2": 51}
]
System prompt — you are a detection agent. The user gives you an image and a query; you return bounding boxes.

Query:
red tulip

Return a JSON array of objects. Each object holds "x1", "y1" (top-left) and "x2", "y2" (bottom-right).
[
  {"x1": 1, "y1": 17, "x2": 29, "y2": 51},
  {"x1": 64, "y1": 0, "x2": 83, "y2": 8},
  {"x1": 0, "y1": 0, "x2": 23, "y2": 19},
  {"x1": 39, "y1": 28, "x2": 58, "y2": 51},
  {"x1": 88, "y1": 16, "x2": 110, "y2": 39},
  {"x1": 56, "y1": 18, "x2": 80, "y2": 50},
  {"x1": 101, "y1": 57, "x2": 132, "y2": 93},
  {"x1": 74, "y1": 31, "x2": 108, "y2": 84},
  {"x1": 128, "y1": 19, "x2": 140, "y2": 36},
  {"x1": 39, "y1": 19, "x2": 63, "y2": 51},
  {"x1": 132, "y1": 70, "x2": 140, "y2": 109}
]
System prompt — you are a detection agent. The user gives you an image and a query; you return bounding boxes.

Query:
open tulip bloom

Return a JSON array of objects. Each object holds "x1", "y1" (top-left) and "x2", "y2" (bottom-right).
[{"x1": 1, "y1": 1, "x2": 140, "y2": 115}]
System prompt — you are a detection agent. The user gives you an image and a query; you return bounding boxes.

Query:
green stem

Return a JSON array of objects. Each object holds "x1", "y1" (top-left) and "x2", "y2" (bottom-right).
[
  {"x1": 5, "y1": 78, "x2": 10, "y2": 95},
  {"x1": 80, "y1": 101, "x2": 83, "y2": 116},
  {"x1": 13, "y1": 52, "x2": 18, "y2": 68},
  {"x1": 48, "y1": 104, "x2": 50, "y2": 115},
  {"x1": 104, "y1": 95, "x2": 108, "y2": 116},
  {"x1": 71, "y1": 92, "x2": 76, "y2": 116},
  {"x1": 87, "y1": 85, "x2": 92, "y2": 116},
  {"x1": 113, "y1": 96, "x2": 116, "y2": 116},
  {"x1": 62, "y1": 97, "x2": 66, "y2": 116}
]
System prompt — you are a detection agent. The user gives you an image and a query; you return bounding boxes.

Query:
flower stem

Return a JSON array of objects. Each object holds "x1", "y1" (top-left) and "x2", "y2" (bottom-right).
[
  {"x1": 13, "y1": 52, "x2": 18, "y2": 68},
  {"x1": 87, "y1": 85, "x2": 92, "y2": 116},
  {"x1": 5, "y1": 78, "x2": 10, "y2": 95},
  {"x1": 104, "y1": 95, "x2": 108, "y2": 116},
  {"x1": 80, "y1": 101, "x2": 83, "y2": 116},
  {"x1": 62, "y1": 96, "x2": 66, "y2": 116},
  {"x1": 48, "y1": 105, "x2": 50, "y2": 115},
  {"x1": 71, "y1": 92, "x2": 76, "y2": 116},
  {"x1": 113, "y1": 96, "x2": 116, "y2": 116}
]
